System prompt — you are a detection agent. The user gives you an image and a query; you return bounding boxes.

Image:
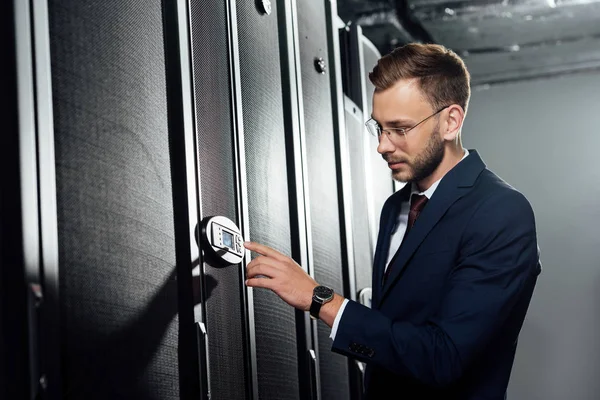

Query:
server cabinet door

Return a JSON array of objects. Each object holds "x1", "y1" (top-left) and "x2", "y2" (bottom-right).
[
  {"x1": 338, "y1": 24, "x2": 376, "y2": 297},
  {"x1": 296, "y1": 1, "x2": 351, "y2": 399},
  {"x1": 361, "y1": 36, "x2": 395, "y2": 232},
  {"x1": 338, "y1": 24, "x2": 396, "y2": 300},
  {"x1": 189, "y1": 1, "x2": 249, "y2": 399},
  {"x1": 48, "y1": 1, "x2": 183, "y2": 398},
  {"x1": 343, "y1": 99, "x2": 374, "y2": 307},
  {"x1": 236, "y1": 2, "x2": 301, "y2": 399}
]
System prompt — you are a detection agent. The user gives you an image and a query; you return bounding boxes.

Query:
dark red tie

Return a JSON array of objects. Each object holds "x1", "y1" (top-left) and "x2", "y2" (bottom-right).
[{"x1": 383, "y1": 194, "x2": 429, "y2": 284}]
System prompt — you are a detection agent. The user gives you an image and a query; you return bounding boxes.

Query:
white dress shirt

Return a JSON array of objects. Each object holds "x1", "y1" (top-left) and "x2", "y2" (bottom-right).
[{"x1": 329, "y1": 149, "x2": 469, "y2": 340}]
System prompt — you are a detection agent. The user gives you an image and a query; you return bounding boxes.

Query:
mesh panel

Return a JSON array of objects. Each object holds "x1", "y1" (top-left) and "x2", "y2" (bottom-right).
[
  {"x1": 297, "y1": 2, "x2": 350, "y2": 399},
  {"x1": 190, "y1": 1, "x2": 247, "y2": 398},
  {"x1": 236, "y1": 2, "x2": 300, "y2": 399},
  {"x1": 49, "y1": 1, "x2": 178, "y2": 398},
  {"x1": 345, "y1": 106, "x2": 374, "y2": 294},
  {"x1": 362, "y1": 39, "x2": 394, "y2": 230}
]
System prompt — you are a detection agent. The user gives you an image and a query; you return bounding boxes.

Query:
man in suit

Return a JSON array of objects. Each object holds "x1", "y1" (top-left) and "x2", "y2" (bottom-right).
[{"x1": 244, "y1": 43, "x2": 541, "y2": 399}]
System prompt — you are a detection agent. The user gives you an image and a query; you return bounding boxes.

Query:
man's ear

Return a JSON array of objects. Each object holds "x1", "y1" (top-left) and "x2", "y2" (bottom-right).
[{"x1": 442, "y1": 104, "x2": 465, "y2": 141}]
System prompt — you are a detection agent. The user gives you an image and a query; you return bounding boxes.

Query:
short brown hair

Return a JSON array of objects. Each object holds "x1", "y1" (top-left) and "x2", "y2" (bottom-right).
[{"x1": 369, "y1": 43, "x2": 471, "y2": 114}]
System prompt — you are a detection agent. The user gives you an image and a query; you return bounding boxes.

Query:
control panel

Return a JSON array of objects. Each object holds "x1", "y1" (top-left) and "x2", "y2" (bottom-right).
[{"x1": 199, "y1": 216, "x2": 245, "y2": 266}]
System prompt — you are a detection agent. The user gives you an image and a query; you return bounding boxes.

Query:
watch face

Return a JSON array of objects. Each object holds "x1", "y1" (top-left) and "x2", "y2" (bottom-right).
[{"x1": 314, "y1": 285, "x2": 333, "y2": 301}]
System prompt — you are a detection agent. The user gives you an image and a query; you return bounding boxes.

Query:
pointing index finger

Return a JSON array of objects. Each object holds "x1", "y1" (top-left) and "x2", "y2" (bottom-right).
[{"x1": 244, "y1": 241, "x2": 285, "y2": 260}]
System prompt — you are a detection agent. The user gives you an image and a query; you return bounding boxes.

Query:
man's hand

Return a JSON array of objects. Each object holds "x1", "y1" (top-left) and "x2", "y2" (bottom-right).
[{"x1": 244, "y1": 241, "x2": 318, "y2": 311}]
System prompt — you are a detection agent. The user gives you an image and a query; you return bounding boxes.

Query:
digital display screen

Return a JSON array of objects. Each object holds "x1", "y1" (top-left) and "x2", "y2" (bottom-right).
[{"x1": 222, "y1": 231, "x2": 234, "y2": 249}]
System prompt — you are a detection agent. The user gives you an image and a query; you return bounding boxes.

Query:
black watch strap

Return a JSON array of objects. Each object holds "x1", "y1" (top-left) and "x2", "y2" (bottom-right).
[{"x1": 309, "y1": 300, "x2": 323, "y2": 320}]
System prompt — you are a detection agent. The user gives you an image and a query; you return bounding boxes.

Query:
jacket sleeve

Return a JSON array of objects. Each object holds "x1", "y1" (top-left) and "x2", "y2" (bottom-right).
[{"x1": 331, "y1": 189, "x2": 541, "y2": 386}]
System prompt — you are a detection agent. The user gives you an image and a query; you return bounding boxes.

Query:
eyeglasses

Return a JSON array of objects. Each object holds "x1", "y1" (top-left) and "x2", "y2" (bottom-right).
[{"x1": 365, "y1": 106, "x2": 449, "y2": 140}]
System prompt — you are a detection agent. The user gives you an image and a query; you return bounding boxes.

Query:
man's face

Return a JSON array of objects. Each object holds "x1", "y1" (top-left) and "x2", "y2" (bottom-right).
[{"x1": 371, "y1": 79, "x2": 445, "y2": 184}]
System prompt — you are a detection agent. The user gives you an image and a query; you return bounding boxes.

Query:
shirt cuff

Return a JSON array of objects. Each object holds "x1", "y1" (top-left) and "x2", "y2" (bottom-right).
[{"x1": 329, "y1": 298, "x2": 349, "y2": 340}]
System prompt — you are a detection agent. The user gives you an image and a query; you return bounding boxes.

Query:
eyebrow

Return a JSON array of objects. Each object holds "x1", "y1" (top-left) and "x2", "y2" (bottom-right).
[{"x1": 377, "y1": 118, "x2": 414, "y2": 127}]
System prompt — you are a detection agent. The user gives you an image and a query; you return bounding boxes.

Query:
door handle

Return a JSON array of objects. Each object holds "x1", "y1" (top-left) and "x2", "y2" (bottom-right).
[
  {"x1": 196, "y1": 322, "x2": 211, "y2": 400},
  {"x1": 355, "y1": 360, "x2": 365, "y2": 399},
  {"x1": 308, "y1": 349, "x2": 320, "y2": 400}
]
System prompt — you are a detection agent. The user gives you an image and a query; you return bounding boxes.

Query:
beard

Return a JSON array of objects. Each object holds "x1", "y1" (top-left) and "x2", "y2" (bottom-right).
[{"x1": 388, "y1": 124, "x2": 445, "y2": 183}]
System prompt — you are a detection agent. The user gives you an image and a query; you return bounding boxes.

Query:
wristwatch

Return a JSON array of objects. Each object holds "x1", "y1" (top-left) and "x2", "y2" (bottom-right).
[{"x1": 309, "y1": 285, "x2": 334, "y2": 320}]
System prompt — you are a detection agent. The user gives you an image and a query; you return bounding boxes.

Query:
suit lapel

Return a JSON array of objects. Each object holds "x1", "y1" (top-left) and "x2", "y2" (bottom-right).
[
  {"x1": 372, "y1": 183, "x2": 411, "y2": 308},
  {"x1": 377, "y1": 150, "x2": 486, "y2": 307}
]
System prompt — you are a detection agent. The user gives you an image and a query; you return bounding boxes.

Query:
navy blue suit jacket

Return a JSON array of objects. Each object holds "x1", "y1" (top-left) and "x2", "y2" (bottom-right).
[{"x1": 332, "y1": 150, "x2": 541, "y2": 399}]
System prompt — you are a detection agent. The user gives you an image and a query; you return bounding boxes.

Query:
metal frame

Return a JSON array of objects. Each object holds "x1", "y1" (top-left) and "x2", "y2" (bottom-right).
[
  {"x1": 32, "y1": 1, "x2": 61, "y2": 398},
  {"x1": 326, "y1": 3, "x2": 358, "y2": 306},
  {"x1": 326, "y1": 4, "x2": 364, "y2": 399},
  {"x1": 278, "y1": 0, "x2": 321, "y2": 398},
  {"x1": 343, "y1": 95, "x2": 371, "y2": 398},
  {"x1": 359, "y1": 35, "x2": 381, "y2": 71},
  {"x1": 3, "y1": 0, "x2": 62, "y2": 397},
  {"x1": 10, "y1": 1, "x2": 41, "y2": 397},
  {"x1": 291, "y1": 0, "x2": 323, "y2": 396},
  {"x1": 355, "y1": 25, "x2": 379, "y2": 256},
  {"x1": 162, "y1": 0, "x2": 207, "y2": 398},
  {"x1": 337, "y1": 21, "x2": 378, "y2": 259},
  {"x1": 330, "y1": 10, "x2": 373, "y2": 398},
  {"x1": 338, "y1": 20, "x2": 364, "y2": 114},
  {"x1": 223, "y1": 0, "x2": 259, "y2": 398},
  {"x1": 177, "y1": 1, "x2": 211, "y2": 397},
  {"x1": 14, "y1": 0, "x2": 39, "y2": 289}
]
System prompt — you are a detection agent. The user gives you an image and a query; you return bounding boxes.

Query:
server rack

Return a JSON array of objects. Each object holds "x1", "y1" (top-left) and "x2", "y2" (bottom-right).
[
  {"x1": 277, "y1": 0, "x2": 321, "y2": 397},
  {"x1": 296, "y1": 0, "x2": 354, "y2": 399},
  {"x1": 48, "y1": 0, "x2": 188, "y2": 398},
  {"x1": 163, "y1": 1, "x2": 205, "y2": 398},
  {"x1": 188, "y1": 0, "x2": 256, "y2": 398},
  {"x1": 2, "y1": 2, "x2": 393, "y2": 399},
  {"x1": 336, "y1": 18, "x2": 396, "y2": 400},
  {"x1": 235, "y1": 1, "x2": 309, "y2": 399}
]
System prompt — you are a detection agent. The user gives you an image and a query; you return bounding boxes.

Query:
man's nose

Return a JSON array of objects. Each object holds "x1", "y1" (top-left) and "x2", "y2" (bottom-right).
[{"x1": 377, "y1": 132, "x2": 395, "y2": 155}]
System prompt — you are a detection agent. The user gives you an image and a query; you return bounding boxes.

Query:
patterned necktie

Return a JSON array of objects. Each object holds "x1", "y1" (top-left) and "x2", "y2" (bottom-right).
[{"x1": 382, "y1": 193, "x2": 429, "y2": 285}]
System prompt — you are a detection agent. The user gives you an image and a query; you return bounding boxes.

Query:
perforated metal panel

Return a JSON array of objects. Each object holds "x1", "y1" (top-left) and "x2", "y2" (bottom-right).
[
  {"x1": 236, "y1": 2, "x2": 300, "y2": 399},
  {"x1": 297, "y1": 1, "x2": 350, "y2": 399},
  {"x1": 189, "y1": 1, "x2": 247, "y2": 399},
  {"x1": 49, "y1": 1, "x2": 179, "y2": 398}
]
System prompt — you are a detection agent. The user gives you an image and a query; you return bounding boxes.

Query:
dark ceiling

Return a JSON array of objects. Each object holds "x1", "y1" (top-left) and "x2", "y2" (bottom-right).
[{"x1": 338, "y1": 0, "x2": 600, "y2": 86}]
